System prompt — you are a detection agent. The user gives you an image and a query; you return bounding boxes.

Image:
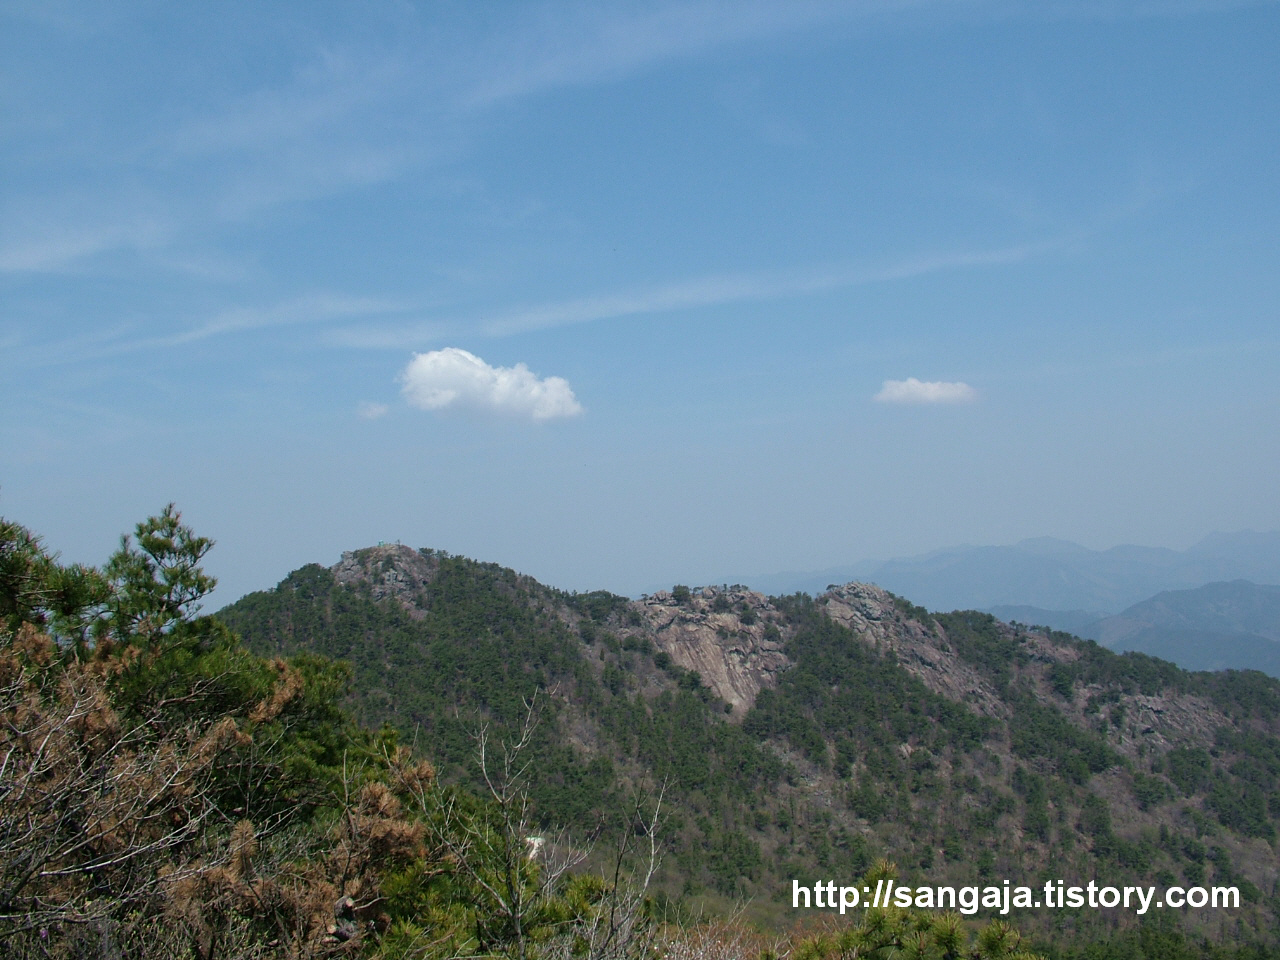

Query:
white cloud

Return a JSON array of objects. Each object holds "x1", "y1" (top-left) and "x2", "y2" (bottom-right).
[
  {"x1": 874, "y1": 378, "x2": 977, "y2": 404},
  {"x1": 400, "y1": 348, "x2": 583, "y2": 422},
  {"x1": 357, "y1": 401, "x2": 389, "y2": 420}
]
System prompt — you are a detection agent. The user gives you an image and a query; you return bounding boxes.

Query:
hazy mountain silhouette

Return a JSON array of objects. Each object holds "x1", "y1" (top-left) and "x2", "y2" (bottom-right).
[
  {"x1": 734, "y1": 531, "x2": 1280, "y2": 615},
  {"x1": 1093, "y1": 580, "x2": 1280, "y2": 678}
]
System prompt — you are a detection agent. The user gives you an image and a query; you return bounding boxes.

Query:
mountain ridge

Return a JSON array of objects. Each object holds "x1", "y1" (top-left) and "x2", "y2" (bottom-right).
[{"x1": 218, "y1": 542, "x2": 1280, "y2": 942}]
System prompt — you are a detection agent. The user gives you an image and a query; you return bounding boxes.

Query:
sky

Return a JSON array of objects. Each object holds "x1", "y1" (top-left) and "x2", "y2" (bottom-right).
[{"x1": 2, "y1": 0, "x2": 1278, "y2": 607}]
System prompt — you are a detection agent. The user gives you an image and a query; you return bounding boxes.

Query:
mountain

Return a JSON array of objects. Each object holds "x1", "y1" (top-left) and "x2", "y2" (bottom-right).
[
  {"x1": 219, "y1": 544, "x2": 1280, "y2": 942},
  {"x1": 1100, "y1": 580, "x2": 1280, "y2": 644},
  {"x1": 1092, "y1": 580, "x2": 1280, "y2": 678},
  {"x1": 736, "y1": 531, "x2": 1280, "y2": 616}
]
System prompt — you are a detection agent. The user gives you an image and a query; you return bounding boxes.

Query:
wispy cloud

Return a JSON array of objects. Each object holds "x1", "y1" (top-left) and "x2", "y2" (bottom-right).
[
  {"x1": 0, "y1": 228, "x2": 124, "y2": 273},
  {"x1": 873, "y1": 377, "x2": 977, "y2": 404},
  {"x1": 3, "y1": 39, "x2": 437, "y2": 273},
  {"x1": 4, "y1": 0, "x2": 1232, "y2": 273},
  {"x1": 12, "y1": 293, "x2": 411, "y2": 369},
  {"x1": 327, "y1": 240, "x2": 1050, "y2": 348},
  {"x1": 0, "y1": 2, "x2": 997, "y2": 271},
  {"x1": 484, "y1": 242, "x2": 1053, "y2": 336},
  {"x1": 458, "y1": 0, "x2": 894, "y2": 107},
  {"x1": 172, "y1": 50, "x2": 410, "y2": 157},
  {"x1": 461, "y1": 0, "x2": 1280, "y2": 108},
  {"x1": 400, "y1": 347, "x2": 583, "y2": 422},
  {"x1": 0, "y1": 205, "x2": 171, "y2": 274},
  {"x1": 12, "y1": 233, "x2": 1057, "y2": 369},
  {"x1": 158, "y1": 294, "x2": 404, "y2": 347},
  {"x1": 357, "y1": 400, "x2": 389, "y2": 420},
  {"x1": 457, "y1": 0, "x2": 1256, "y2": 108},
  {"x1": 156, "y1": 2, "x2": 861, "y2": 220}
]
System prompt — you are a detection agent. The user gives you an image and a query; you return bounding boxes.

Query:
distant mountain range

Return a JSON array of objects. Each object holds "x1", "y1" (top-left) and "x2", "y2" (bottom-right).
[
  {"x1": 734, "y1": 531, "x2": 1280, "y2": 614},
  {"x1": 986, "y1": 580, "x2": 1280, "y2": 677},
  {"x1": 727, "y1": 532, "x2": 1280, "y2": 677},
  {"x1": 1091, "y1": 580, "x2": 1280, "y2": 676}
]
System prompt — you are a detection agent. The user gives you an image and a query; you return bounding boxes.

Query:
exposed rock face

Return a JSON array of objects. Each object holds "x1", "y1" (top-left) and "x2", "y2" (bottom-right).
[
  {"x1": 1011, "y1": 631, "x2": 1226, "y2": 752},
  {"x1": 332, "y1": 545, "x2": 441, "y2": 618},
  {"x1": 636, "y1": 586, "x2": 789, "y2": 716},
  {"x1": 1105, "y1": 692, "x2": 1225, "y2": 751},
  {"x1": 324, "y1": 559, "x2": 1236, "y2": 756},
  {"x1": 629, "y1": 581, "x2": 1022, "y2": 719},
  {"x1": 820, "y1": 583, "x2": 1009, "y2": 719}
]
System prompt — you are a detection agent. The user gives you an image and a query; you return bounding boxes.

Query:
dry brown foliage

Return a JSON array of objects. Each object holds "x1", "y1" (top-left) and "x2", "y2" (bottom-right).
[
  {"x1": 0, "y1": 624, "x2": 443, "y2": 960},
  {"x1": 0, "y1": 626, "x2": 234, "y2": 940}
]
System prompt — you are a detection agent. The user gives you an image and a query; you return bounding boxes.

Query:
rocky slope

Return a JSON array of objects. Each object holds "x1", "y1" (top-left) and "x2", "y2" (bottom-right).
[{"x1": 629, "y1": 586, "x2": 786, "y2": 714}]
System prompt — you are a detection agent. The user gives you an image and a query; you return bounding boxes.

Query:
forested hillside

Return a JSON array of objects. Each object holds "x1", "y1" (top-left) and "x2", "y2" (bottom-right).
[
  {"x1": 5, "y1": 509, "x2": 1066, "y2": 960},
  {"x1": 221, "y1": 544, "x2": 1280, "y2": 947}
]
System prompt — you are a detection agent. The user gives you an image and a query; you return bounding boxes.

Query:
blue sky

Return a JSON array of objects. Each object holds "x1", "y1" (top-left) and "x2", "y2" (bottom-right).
[{"x1": 3, "y1": 0, "x2": 1278, "y2": 605}]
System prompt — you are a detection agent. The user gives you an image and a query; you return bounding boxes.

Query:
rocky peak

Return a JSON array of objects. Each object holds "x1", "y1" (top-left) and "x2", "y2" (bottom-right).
[{"x1": 332, "y1": 545, "x2": 441, "y2": 618}]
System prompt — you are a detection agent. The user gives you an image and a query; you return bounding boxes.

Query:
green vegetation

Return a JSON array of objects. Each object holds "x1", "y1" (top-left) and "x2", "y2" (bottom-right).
[
  {"x1": 222, "y1": 555, "x2": 594, "y2": 797},
  {"x1": 223, "y1": 549, "x2": 1280, "y2": 942},
  {"x1": 221, "y1": 556, "x2": 786, "y2": 895},
  {"x1": 11, "y1": 506, "x2": 1280, "y2": 955},
  {"x1": 745, "y1": 595, "x2": 991, "y2": 764},
  {"x1": 0, "y1": 509, "x2": 1057, "y2": 959},
  {"x1": 997, "y1": 618, "x2": 1280, "y2": 849},
  {"x1": 1040, "y1": 917, "x2": 1280, "y2": 960}
]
